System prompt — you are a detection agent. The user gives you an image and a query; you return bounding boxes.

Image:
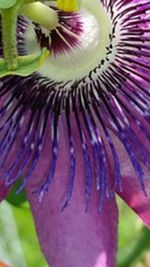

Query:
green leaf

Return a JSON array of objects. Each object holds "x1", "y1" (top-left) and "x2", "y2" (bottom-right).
[
  {"x1": 118, "y1": 227, "x2": 150, "y2": 267},
  {"x1": 0, "y1": 0, "x2": 17, "y2": 9},
  {"x1": 6, "y1": 179, "x2": 27, "y2": 207},
  {"x1": 0, "y1": 48, "x2": 49, "y2": 77}
]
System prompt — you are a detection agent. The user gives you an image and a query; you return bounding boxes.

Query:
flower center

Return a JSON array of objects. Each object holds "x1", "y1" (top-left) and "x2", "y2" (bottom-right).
[{"x1": 25, "y1": 0, "x2": 114, "y2": 82}]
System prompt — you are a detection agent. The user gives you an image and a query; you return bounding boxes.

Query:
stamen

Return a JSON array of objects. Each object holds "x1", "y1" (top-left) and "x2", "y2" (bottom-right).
[{"x1": 20, "y1": 2, "x2": 58, "y2": 30}]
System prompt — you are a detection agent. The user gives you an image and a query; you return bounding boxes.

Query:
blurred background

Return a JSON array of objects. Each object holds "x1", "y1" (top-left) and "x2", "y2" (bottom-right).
[{"x1": 0, "y1": 194, "x2": 150, "y2": 267}]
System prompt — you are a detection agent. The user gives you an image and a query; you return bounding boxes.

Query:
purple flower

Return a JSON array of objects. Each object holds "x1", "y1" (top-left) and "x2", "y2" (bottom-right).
[{"x1": 0, "y1": 0, "x2": 150, "y2": 266}]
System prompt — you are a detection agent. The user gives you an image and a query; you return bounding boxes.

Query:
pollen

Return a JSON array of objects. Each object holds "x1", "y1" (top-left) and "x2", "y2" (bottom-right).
[{"x1": 57, "y1": 0, "x2": 80, "y2": 12}]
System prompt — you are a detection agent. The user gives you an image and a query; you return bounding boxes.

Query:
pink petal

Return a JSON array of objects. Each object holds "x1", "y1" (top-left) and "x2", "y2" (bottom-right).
[
  {"x1": 117, "y1": 176, "x2": 150, "y2": 228},
  {"x1": 0, "y1": 181, "x2": 8, "y2": 202},
  {"x1": 26, "y1": 118, "x2": 118, "y2": 267},
  {"x1": 27, "y1": 180, "x2": 118, "y2": 267},
  {"x1": 111, "y1": 130, "x2": 150, "y2": 228}
]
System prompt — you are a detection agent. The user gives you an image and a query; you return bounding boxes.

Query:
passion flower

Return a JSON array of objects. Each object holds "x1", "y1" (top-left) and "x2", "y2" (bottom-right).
[{"x1": 0, "y1": 0, "x2": 150, "y2": 267}]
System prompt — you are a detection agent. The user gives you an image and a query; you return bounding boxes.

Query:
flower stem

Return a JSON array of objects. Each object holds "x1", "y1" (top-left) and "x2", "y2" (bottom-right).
[
  {"x1": 0, "y1": 0, "x2": 52, "y2": 77},
  {"x1": 1, "y1": 1, "x2": 22, "y2": 70},
  {"x1": 0, "y1": 0, "x2": 81, "y2": 77}
]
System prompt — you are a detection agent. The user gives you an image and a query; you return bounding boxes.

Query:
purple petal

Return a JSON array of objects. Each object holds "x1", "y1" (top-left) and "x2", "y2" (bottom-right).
[
  {"x1": 0, "y1": 95, "x2": 21, "y2": 201},
  {"x1": 26, "y1": 120, "x2": 118, "y2": 267},
  {"x1": 29, "y1": 195, "x2": 118, "y2": 267},
  {"x1": 118, "y1": 175, "x2": 150, "y2": 228},
  {"x1": 0, "y1": 181, "x2": 8, "y2": 202},
  {"x1": 111, "y1": 130, "x2": 150, "y2": 228},
  {"x1": 0, "y1": 1, "x2": 150, "y2": 264}
]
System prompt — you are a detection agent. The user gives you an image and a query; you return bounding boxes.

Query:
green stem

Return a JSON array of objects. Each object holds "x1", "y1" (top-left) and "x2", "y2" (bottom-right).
[
  {"x1": 1, "y1": 1, "x2": 22, "y2": 70},
  {"x1": 0, "y1": 0, "x2": 58, "y2": 75}
]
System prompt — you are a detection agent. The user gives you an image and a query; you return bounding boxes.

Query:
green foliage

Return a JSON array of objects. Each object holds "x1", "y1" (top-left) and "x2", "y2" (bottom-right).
[
  {"x1": 117, "y1": 197, "x2": 150, "y2": 267},
  {"x1": 0, "y1": 201, "x2": 47, "y2": 267},
  {"x1": 13, "y1": 205, "x2": 48, "y2": 267},
  {"x1": 6, "y1": 179, "x2": 27, "y2": 207}
]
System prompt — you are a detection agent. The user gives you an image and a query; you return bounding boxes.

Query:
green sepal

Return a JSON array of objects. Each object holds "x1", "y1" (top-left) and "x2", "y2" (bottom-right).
[
  {"x1": 0, "y1": 48, "x2": 49, "y2": 77},
  {"x1": 6, "y1": 179, "x2": 27, "y2": 207},
  {"x1": 0, "y1": 0, "x2": 17, "y2": 9}
]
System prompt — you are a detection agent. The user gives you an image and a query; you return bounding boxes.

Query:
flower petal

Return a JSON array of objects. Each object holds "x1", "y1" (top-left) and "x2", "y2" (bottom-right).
[
  {"x1": 26, "y1": 118, "x2": 118, "y2": 267},
  {"x1": 118, "y1": 175, "x2": 150, "y2": 229},
  {"x1": 0, "y1": 181, "x2": 8, "y2": 202},
  {"x1": 112, "y1": 129, "x2": 150, "y2": 228},
  {"x1": 0, "y1": 96, "x2": 19, "y2": 202}
]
